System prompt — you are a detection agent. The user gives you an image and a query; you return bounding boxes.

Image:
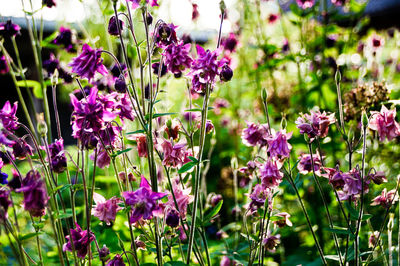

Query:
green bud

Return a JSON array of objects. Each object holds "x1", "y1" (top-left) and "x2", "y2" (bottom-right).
[
  {"x1": 230, "y1": 156, "x2": 238, "y2": 170},
  {"x1": 361, "y1": 110, "x2": 369, "y2": 129},
  {"x1": 219, "y1": 0, "x2": 226, "y2": 14},
  {"x1": 51, "y1": 69, "x2": 59, "y2": 86},
  {"x1": 261, "y1": 88, "x2": 268, "y2": 103},
  {"x1": 36, "y1": 113, "x2": 48, "y2": 137},
  {"x1": 281, "y1": 115, "x2": 287, "y2": 130},
  {"x1": 335, "y1": 68, "x2": 341, "y2": 84}
]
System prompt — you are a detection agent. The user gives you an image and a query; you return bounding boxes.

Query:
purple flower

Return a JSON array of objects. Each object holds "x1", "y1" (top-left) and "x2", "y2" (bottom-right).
[
  {"x1": 166, "y1": 180, "x2": 193, "y2": 219},
  {"x1": 221, "y1": 33, "x2": 238, "y2": 54},
  {"x1": 249, "y1": 184, "x2": 271, "y2": 209},
  {"x1": 160, "y1": 139, "x2": 187, "y2": 168},
  {"x1": 63, "y1": 223, "x2": 95, "y2": 258},
  {"x1": 0, "y1": 160, "x2": 7, "y2": 185},
  {"x1": 165, "y1": 208, "x2": 180, "y2": 227},
  {"x1": 267, "y1": 129, "x2": 292, "y2": 159},
  {"x1": 0, "y1": 188, "x2": 11, "y2": 220},
  {"x1": 122, "y1": 177, "x2": 166, "y2": 223},
  {"x1": 114, "y1": 77, "x2": 127, "y2": 93},
  {"x1": 0, "y1": 124, "x2": 13, "y2": 146},
  {"x1": 12, "y1": 139, "x2": 33, "y2": 160},
  {"x1": 163, "y1": 41, "x2": 193, "y2": 75},
  {"x1": 297, "y1": 153, "x2": 323, "y2": 176},
  {"x1": 43, "y1": 54, "x2": 59, "y2": 76},
  {"x1": 369, "y1": 105, "x2": 400, "y2": 141},
  {"x1": 99, "y1": 245, "x2": 110, "y2": 262},
  {"x1": 241, "y1": 121, "x2": 269, "y2": 147},
  {"x1": 368, "y1": 171, "x2": 387, "y2": 185},
  {"x1": 8, "y1": 169, "x2": 21, "y2": 191},
  {"x1": 128, "y1": 0, "x2": 158, "y2": 9},
  {"x1": 70, "y1": 87, "x2": 116, "y2": 148},
  {"x1": 152, "y1": 62, "x2": 167, "y2": 77},
  {"x1": 108, "y1": 16, "x2": 124, "y2": 36},
  {"x1": 189, "y1": 45, "x2": 225, "y2": 93},
  {"x1": 52, "y1": 27, "x2": 75, "y2": 52},
  {"x1": 69, "y1": 44, "x2": 108, "y2": 81},
  {"x1": 262, "y1": 234, "x2": 280, "y2": 252},
  {"x1": 0, "y1": 20, "x2": 21, "y2": 38},
  {"x1": 296, "y1": 110, "x2": 335, "y2": 141},
  {"x1": 92, "y1": 193, "x2": 121, "y2": 225},
  {"x1": 106, "y1": 254, "x2": 126, "y2": 266},
  {"x1": 260, "y1": 160, "x2": 283, "y2": 189},
  {"x1": 220, "y1": 64, "x2": 233, "y2": 82},
  {"x1": 220, "y1": 256, "x2": 238, "y2": 266},
  {"x1": 48, "y1": 139, "x2": 67, "y2": 173},
  {"x1": 43, "y1": 0, "x2": 56, "y2": 8},
  {"x1": 338, "y1": 168, "x2": 369, "y2": 201},
  {"x1": 0, "y1": 101, "x2": 19, "y2": 132},
  {"x1": 0, "y1": 55, "x2": 9, "y2": 74},
  {"x1": 154, "y1": 22, "x2": 178, "y2": 47},
  {"x1": 296, "y1": 0, "x2": 315, "y2": 9},
  {"x1": 371, "y1": 188, "x2": 397, "y2": 208},
  {"x1": 16, "y1": 170, "x2": 48, "y2": 217}
]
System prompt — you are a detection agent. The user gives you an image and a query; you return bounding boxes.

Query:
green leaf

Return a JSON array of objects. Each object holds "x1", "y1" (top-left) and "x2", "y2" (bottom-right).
[
  {"x1": 187, "y1": 156, "x2": 198, "y2": 163},
  {"x1": 126, "y1": 129, "x2": 146, "y2": 135},
  {"x1": 51, "y1": 184, "x2": 72, "y2": 195},
  {"x1": 203, "y1": 200, "x2": 223, "y2": 223},
  {"x1": 178, "y1": 161, "x2": 196, "y2": 174},
  {"x1": 16, "y1": 80, "x2": 42, "y2": 99},
  {"x1": 111, "y1": 148, "x2": 132, "y2": 158},
  {"x1": 19, "y1": 232, "x2": 42, "y2": 241},
  {"x1": 145, "y1": 112, "x2": 177, "y2": 120},
  {"x1": 325, "y1": 227, "x2": 352, "y2": 235}
]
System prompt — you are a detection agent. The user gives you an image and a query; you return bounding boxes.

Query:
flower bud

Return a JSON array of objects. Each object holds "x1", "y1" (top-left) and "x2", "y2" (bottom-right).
[
  {"x1": 36, "y1": 113, "x2": 48, "y2": 137},
  {"x1": 362, "y1": 110, "x2": 369, "y2": 129},
  {"x1": 205, "y1": 120, "x2": 214, "y2": 134},
  {"x1": 335, "y1": 68, "x2": 341, "y2": 84},
  {"x1": 146, "y1": 13, "x2": 153, "y2": 25},
  {"x1": 108, "y1": 16, "x2": 124, "y2": 36},
  {"x1": 210, "y1": 194, "x2": 223, "y2": 207},
  {"x1": 114, "y1": 76, "x2": 127, "y2": 93},
  {"x1": 220, "y1": 64, "x2": 233, "y2": 82}
]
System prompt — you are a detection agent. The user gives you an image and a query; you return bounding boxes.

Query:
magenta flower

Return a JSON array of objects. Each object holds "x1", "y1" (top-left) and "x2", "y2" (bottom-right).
[
  {"x1": 296, "y1": 110, "x2": 335, "y2": 141},
  {"x1": 106, "y1": 254, "x2": 126, "y2": 266},
  {"x1": 263, "y1": 234, "x2": 280, "y2": 252},
  {"x1": 63, "y1": 223, "x2": 95, "y2": 258},
  {"x1": 0, "y1": 188, "x2": 11, "y2": 220},
  {"x1": 0, "y1": 55, "x2": 9, "y2": 74},
  {"x1": 296, "y1": 0, "x2": 315, "y2": 9},
  {"x1": 220, "y1": 256, "x2": 238, "y2": 266},
  {"x1": 92, "y1": 148, "x2": 111, "y2": 169},
  {"x1": 273, "y1": 212, "x2": 293, "y2": 228},
  {"x1": 0, "y1": 101, "x2": 19, "y2": 132},
  {"x1": 12, "y1": 139, "x2": 33, "y2": 160},
  {"x1": 69, "y1": 44, "x2": 108, "y2": 81},
  {"x1": 189, "y1": 45, "x2": 225, "y2": 93},
  {"x1": 267, "y1": 129, "x2": 292, "y2": 159},
  {"x1": 221, "y1": 33, "x2": 238, "y2": 54},
  {"x1": 122, "y1": 177, "x2": 166, "y2": 223},
  {"x1": 329, "y1": 169, "x2": 347, "y2": 190},
  {"x1": 297, "y1": 153, "x2": 323, "y2": 175},
  {"x1": 52, "y1": 27, "x2": 75, "y2": 52},
  {"x1": 128, "y1": 0, "x2": 158, "y2": 9},
  {"x1": 108, "y1": 16, "x2": 124, "y2": 36},
  {"x1": 0, "y1": 20, "x2": 21, "y2": 38},
  {"x1": 371, "y1": 188, "x2": 398, "y2": 208},
  {"x1": 163, "y1": 41, "x2": 193, "y2": 75},
  {"x1": 48, "y1": 138, "x2": 67, "y2": 173},
  {"x1": 167, "y1": 179, "x2": 193, "y2": 218},
  {"x1": 43, "y1": 0, "x2": 56, "y2": 8},
  {"x1": 160, "y1": 139, "x2": 187, "y2": 168},
  {"x1": 338, "y1": 168, "x2": 369, "y2": 201},
  {"x1": 249, "y1": 184, "x2": 271, "y2": 209},
  {"x1": 260, "y1": 160, "x2": 283, "y2": 189},
  {"x1": 241, "y1": 121, "x2": 269, "y2": 147},
  {"x1": 133, "y1": 134, "x2": 148, "y2": 158},
  {"x1": 369, "y1": 105, "x2": 400, "y2": 141},
  {"x1": 92, "y1": 193, "x2": 122, "y2": 225},
  {"x1": 16, "y1": 170, "x2": 48, "y2": 217},
  {"x1": 155, "y1": 22, "x2": 178, "y2": 47}
]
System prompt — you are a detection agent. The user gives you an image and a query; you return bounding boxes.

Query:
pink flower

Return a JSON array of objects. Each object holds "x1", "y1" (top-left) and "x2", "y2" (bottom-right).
[
  {"x1": 296, "y1": 110, "x2": 335, "y2": 141},
  {"x1": 371, "y1": 188, "x2": 398, "y2": 208},
  {"x1": 268, "y1": 14, "x2": 279, "y2": 24},
  {"x1": 249, "y1": 184, "x2": 271, "y2": 209},
  {"x1": 267, "y1": 129, "x2": 292, "y2": 159},
  {"x1": 92, "y1": 193, "x2": 122, "y2": 225},
  {"x1": 241, "y1": 121, "x2": 269, "y2": 147},
  {"x1": 160, "y1": 139, "x2": 187, "y2": 168},
  {"x1": 163, "y1": 41, "x2": 193, "y2": 75},
  {"x1": 297, "y1": 153, "x2": 323, "y2": 176},
  {"x1": 167, "y1": 179, "x2": 193, "y2": 218},
  {"x1": 260, "y1": 160, "x2": 283, "y2": 189},
  {"x1": 296, "y1": 0, "x2": 314, "y2": 9},
  {"x1": 262, "y1": 233, "x2": 280, "y2": 252},
  {"x1": 369, "y1": 105, "x2": 400, "y2": 141},
  {"x1": 273, "y1": 212, "x2": 293, "y2": 228},
  {"x1": 134, "y1": 134, "x2": 148, "y2": 158}
]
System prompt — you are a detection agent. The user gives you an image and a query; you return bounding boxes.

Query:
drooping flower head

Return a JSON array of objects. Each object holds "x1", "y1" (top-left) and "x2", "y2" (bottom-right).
[
  {"x1": 0, "y1": 20, "x2": 21, "y2": 38},
  {"x1": 263, "y1": 234, "x2": 281, "y2": 253},
  {"x1": 371, "y1": 188, "x2": 398, "y2": 208},
  {"x1": 43, "y1": 53, "x2": 60, "y2": 76},
  {"x1": 108, "y1": 16, "x2": 124, "y2": 36},
  {"x1": 154, "y1": 22, "x2": 178, "y2": 47},
  {"x1": 132, "y1": 133, "x2": 148, "y2": 157},
  {"x1": 267, "y1": 129, "x2": 292, "y2": 159},
  {"x1": 163, "y1": 41, "x2": 193, "y2": 75},
  {"x1": 241, "y1": 121, "x2": 269, "y2": 147},
  {"x1": 296, "y1": 110, "x2": 335, "y2": 141},
  {"x1": 369, "y1": 105, "x2": 400, "y2": 141},
  {"x1": 368, "y1": 171, "x2": 387, "y2": 185},
  {"x1": 273, "y1": 212, "x2": 293, "y2": 228},
  {"x1": 189, "y1": 45, "x2": 225, "y2": 93},
  {"x1": 12, "y1": 139, "x2": 33, "y2": 160},
  {"x1": 0, "y1": 188, "x2": 11, "y2": 220},
  {"x1": 296, "y1": 0, "x2": 315, "y2": 9},
  {"x1": 297, "y1": 153, "x2": 323, "y2": 176},
  {"x1": 166, "y1": 179, "x2": 193, "y2": 219},
  {"x1": 63, "y1": 223, "x2": 95, "y2": 258},
  {"x1": 48, "y1": 138, "x2": 67, "y2": 173},
  {"x1": 249, "y1": 184, "x2": 271, "y2": 209},
  {"x1": 106, "y1": 254, "x2": 126, "y2": 266},
  {"x1": 16, "y1": 170, "x2": 48, "y2": 217},
  {"x1": 0, "y1": 101, "x2": 19, "y2": 132},
  {"x1": 260, "y1": 160, "x2": 283, "y2": 189},
  {"x1": 337, "y1": 168, "x2": 370, "y2": 201},
  {"x1": 52, "y1": 27, "x2": 75, "y2": 52},
  {"x1": 0, "y1": 55, "x2": 9, "y2": 74},
  {"x1": 122, "y1": 176, "x2": 166, "y2": 223},
  {"x1": 92, "y1": 193, "x2": 122, "y2": 225},
  {"x1": 69, "y1": 44, "x2": 108, "y2": 81}
]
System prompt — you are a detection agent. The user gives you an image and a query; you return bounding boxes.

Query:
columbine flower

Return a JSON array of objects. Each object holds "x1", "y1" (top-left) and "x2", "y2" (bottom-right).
[
  {"x1": 368, "y1": 171, "x2": 387, "y2": 185},
  {"x1": 220, "y1": 256, "x2": 238, "y2": 266},
  {"x1": 0, "y1": 188, "x2": 11, "y2": 221},
  {"x1": 0, "y1": 55, "x2": 9, "y2": 74},
  {"x1": 108, "y1": 16, "x2": 124, "y2": 36},
  {"x1": 152, "y1": 62, "x2": 167, "y2": 77},
  {"x1": 163, "y1": 41, "x2": 193, "y2": 75},
  {"x1": 128, "y1": 0, "x2": 158, "y2": 9},
  {"x1": 123, "y1": 177, "x2": 166, "y2": 223},
  {"x1": 371, "y1": 188, "x2": 398, "y2": 208},
  {"x1": 63, "y1": 223, "x2": 95, "y2": 258},
  {"x1": 263, "y1": 234, "x2": 280, "y2": 252},
  {"x1": 220, "y1": 64, "x2": 233, "y2": 82},
  {"x1": 99, "y1": 245, "x2": 110, "y2": 262},
  {"x1": 133, "y1": 134, "x2": 148, "y2": 157},
  {"x1": 221, "y1": 33, "x2": 238, "y2": 54},
  {"x1": 43, "y1": 54, "x2": 59, "y2": 76},
  {"x1": 52, "y1": 27, "x2": 75, "y2": 52},
  {"x1": 12, "y1": 139, "x2": 33, "y2": 160},
  {"x1": 241, "y1": 121, "x2": 269, "y2": 147},
  {"x1": 368, "y1": 231, "x2": 379, "y2": 248},
  {"x1": 155, "y1": 22, "x2": 178, "y2": 47},
  {"x1": 296, "y1": 110, "x2": 335, "y2": 141},
  {"x1": 106, "y1": 254, "x2": 126, "y2": 266},
  {"x1": 16, "y1": 170, "x2": 48, "y2": 217},
  {"x1": 297, "y1": 153, "x2": 323, "y2": 176},
  {"x1": 296, "y1": 0, "x2": 314, "y2": 9},
  {"x1": 268, "y1": 14, "x2": 279, "y2": 24},
  {"x1": 165, "y1": 208, "x2": 180, "y2": 227},
  {"x1": 267, "y1": 129, "x2": 292, "y2": 159},
  {"x1": 192, "y1": 3, "x2": 199, "y2": 20},
  {"x1": 163, "y1": 119, "x2": 181, "y2": 141},
  {"x1": 189, "y1": 45, "x2": 225, "y2": 94},
  {"x1": 260, "y1": 160, "x2": 283, "y2": 189},
  {"x1": 328, "y1": 169, "x2": 347, "y2": 190},
  {"x1": 369, "y1": 105, "x2": 400, "y2": 141},
  {"x1": 338, "y1": 168, "x2": 369, "y2": 201},
  {"x1": 273, "y1": 212, "x2": 293, "y2": 228},
  {"x1": 48, "y1": 138, "x2": 67, "y2": 173},
  {"x1": 43, "y1": 0, "x2": 56, "y2": 8},
  {"x1": 249, "y1": 184, "x2": 271, "y2": 209},
  {"x1": 114, "y1": 77, "x2": 127, "y2": 93},
  {"x1": 160, "y1": 139, "x2": 187, "y2": 168},
  {"x1": 69, "y1": 44, "x2": 108, "y2": 81},
  {"x1": 92, "y1": 193, "x2": 121, "y2": 225},
  {"x1": 0, "y1": 101, "x2": 19, "y2": 132},
  {"x1": 167, "y1": 179, "x2": 193, "y2": 218},
  {"x1": 0, "y1": 20, "x2": 21, "y2": 38}
]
